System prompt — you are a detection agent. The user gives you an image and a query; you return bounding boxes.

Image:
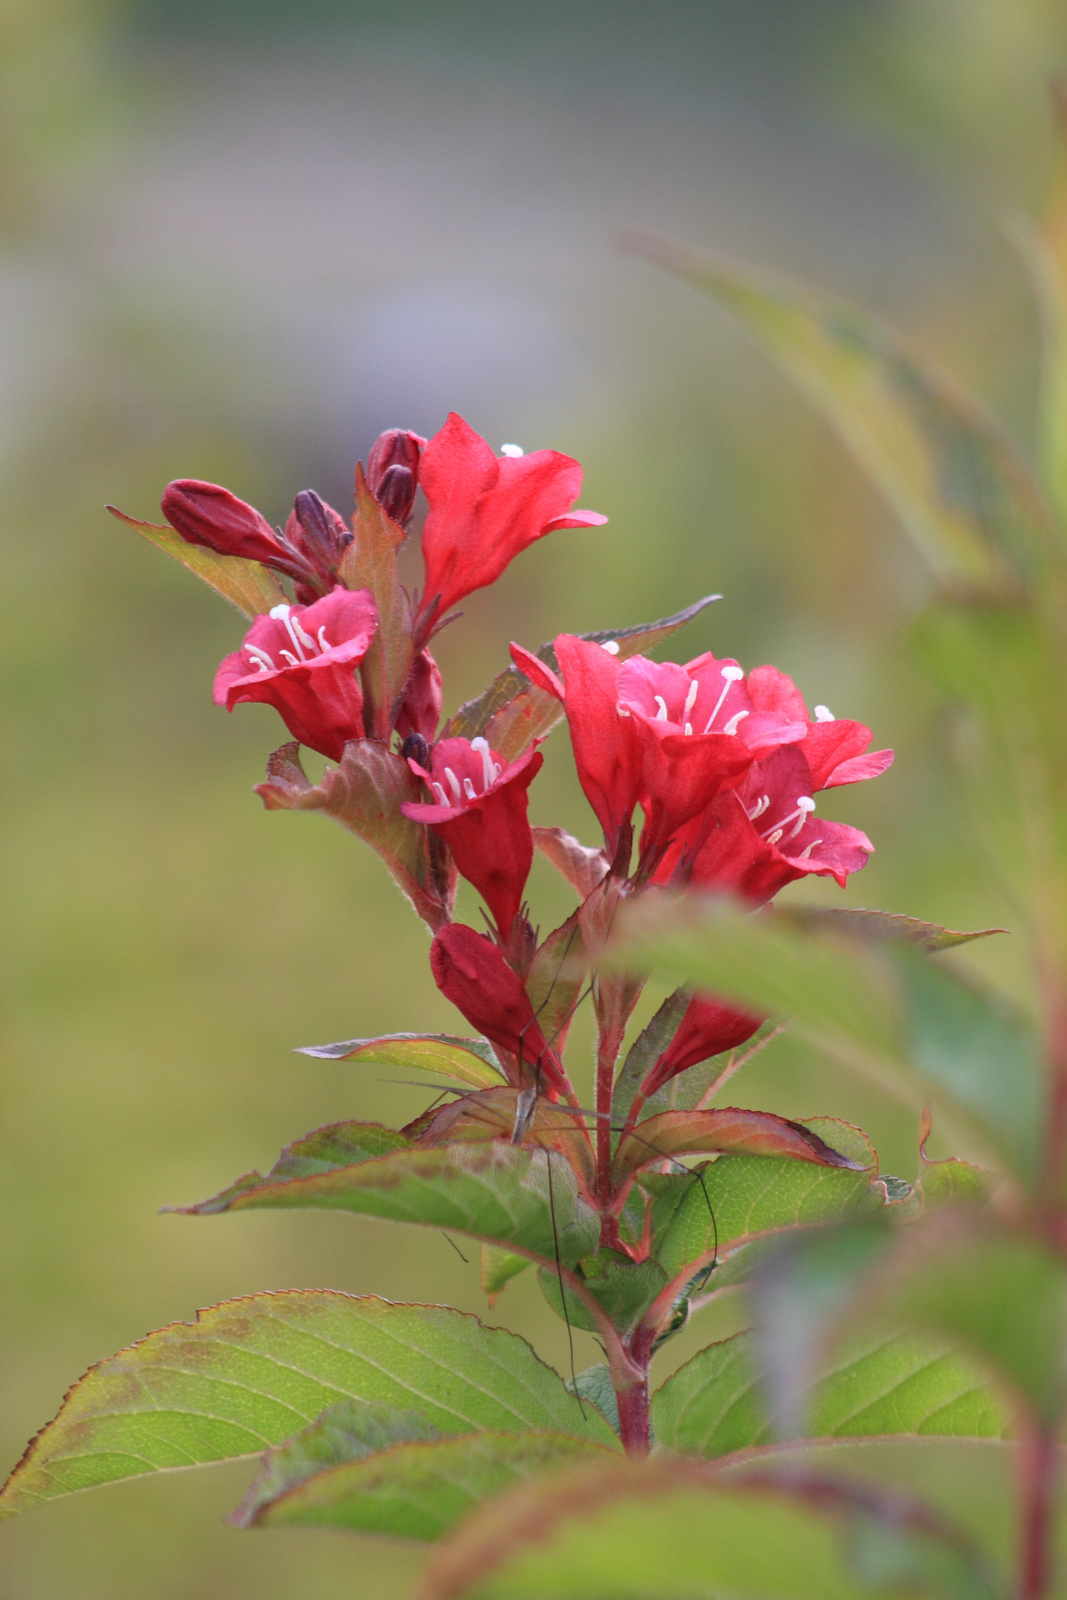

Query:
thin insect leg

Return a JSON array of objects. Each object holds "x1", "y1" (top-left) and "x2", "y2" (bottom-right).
[
  {"x1": 440, "y1": 1232, "x2": 469, "y2": 1264},
  {"x1": 546, "y1": 1148, "x2": 586, "y2": 1420}
]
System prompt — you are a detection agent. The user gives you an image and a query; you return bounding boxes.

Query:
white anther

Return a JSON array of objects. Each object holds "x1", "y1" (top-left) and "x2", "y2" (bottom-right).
[
  {"x1": 797, "y1": 838, "x2": 823, "y2": 860},
  {"x1": 500, "y1": 443, "x2": 524, "y2": 457},
  {"x1": 683, "y1": 679, "x2": 699, "y2": 719},
  {"x1": 463, "y1": 777, "x2": 477, "y2": 800},
  {"x1": 271, "y1": 604, "x2": 310, "y2": 662},
  {"x1": 291, "y1": 616, "x2": 317, "y2": 651},
  {"x1": 747, "y1": 793, "x2": 770, "y2": 821},
  {"x1": 654, "y1": 695, "x2": 670, "y2": 722},
  {"x1": 814, "y1": 705, "x2": 835, "y2": 722},
  {"x1": 600, "y1": 639, "x2": 620, "y2": 655},
  {"x1": 244, "y1": 645, "x2": 277, "y2": 673},
  {"x1": 432, "y1": 782, "x2": 449, "y2": 806},
  {"x1": 764, "y1": 796, "x2": 815, "y2": 845},
  {"x1": 617, "y1": 706, "x2": 631, "y2": 717},
  {"x1": 444, "y1": 767, "x2": 463, "y2": 804},
  {"x1": 722, "y1": 665, "x2": 744, "y2": 682},
  {"x1": 723, "y1": 709, "x2": 749, "y2": 736},
  {"x1": 269, "y1": 604, "x2": 291, "y2": 621},
  {"x1": 279, "y1": 650, "x2": 300, "y2": 667},
  {"x1": 766, "y1": 828, "x2": 783, "y2": 846}
]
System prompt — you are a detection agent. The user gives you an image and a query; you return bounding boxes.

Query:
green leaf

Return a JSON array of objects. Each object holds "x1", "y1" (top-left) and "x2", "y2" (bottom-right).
[
  {"x1": 107, "y1": 506, "x2": 289, "y2": 616},
  {"x1": 416, "y1": 1457, "x2": 998, "y2": 1600},
  {"x1": 481, "y1": 1244, "x2": 531, "y2": 1303},
  {"x1": 0, "y1": 1292, "x2": 616, "y2": 1520},
  {"x1": 610, "y1": 987, "x2": 691, "y2": 1131},
  {"x1": 180, "y1": 1140, "x2": 600, "y2": 1268},
  {"x1": 297, "y1": 1033, "x2": 505, "y2": 1090},
  {"x1": 337, "y1": 464, "x2": 415, "y2": 739},
  {"x1": 651, "y1": 1329, "x2": 1008, "y2": 1459},
  {"x1": 524, "y1": 913, "x2": 588, "y2": 1058},
  {"x1": 565, "y1": 1365, "x2": 619, "y2": 1435},
  {"x1": 655, "y1": 1121, "x2": 883, "y2": 1284},
  {"x1": 444, "y1": 596, "x2": 720, "y2": 764},
  {"x1": 622, "y1": 233, "x2": 1054, "y2": 583},
  {"x1": 233, "y1": 1408, "x2": 613, "y2": 1539},
  {"x1": 539, "y1": 1250, "x2": 668, "y2": 1336},
  {"x1": 807, "y1": 909, "x2": 1007, "y2": 953},
  {"x1": 162, "y1": 1121, "x2": 410, "y2": 1208},
  {"x1": 609, "y1": 896, "x2": 1042, "y2": 1184},
  {"x1": 613, "y1": 1106, "x2": 861, "y2": 1187}
]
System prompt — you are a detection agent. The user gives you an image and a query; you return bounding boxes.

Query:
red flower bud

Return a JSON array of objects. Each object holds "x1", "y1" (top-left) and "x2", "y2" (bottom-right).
[
  {"x1": 366, "y1": 428, "x2": 424, "y2": 529},
  {"x1": 639, "y1": 995, "x2": 762, "y2": 1100},
  {"x1": 395, "y1": 649, "x2": 443, "y2": 747},
  {"x1": 429, "y1": 922, "x2": 566, "y2": 1092},
  {"x1": 289, "y1": 489, "x2": 352, "y2": 579},
  {"x1": 162, "y1": 479, "x2": 316, "y2": 587}
]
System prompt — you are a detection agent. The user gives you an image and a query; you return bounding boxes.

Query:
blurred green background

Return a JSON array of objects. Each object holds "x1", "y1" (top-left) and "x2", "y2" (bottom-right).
[{"x1": 2, "y1": 1, "x2": 1066, "y2": 1594}]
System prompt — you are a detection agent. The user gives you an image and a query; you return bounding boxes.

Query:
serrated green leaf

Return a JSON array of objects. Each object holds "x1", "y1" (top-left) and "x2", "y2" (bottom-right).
[
  {"x1": 613, "y1": 1106, "x2": 860, "y2": 1187},
  {"x1": 163, "y1": 1121, "x2": 410, "y2": 1208},
  {"x1": 806, "y1": 909, "x2": 1007, "y2": 952},
  {"x1": 0, "y1": 1292, "x2": 616, "y2": 1520},
  {"x1": 297, "y1": 1033, "x2": 505, "y2": 1090},
  {"x1": 234, "y1": 1411, "x2": 614, "y2": 1539},
  {"x1": 443, "y1": 596, "x2": 720, "y2": 764},
  {"x1": 623, "y1": 233, "x2": 1053, "y2": 583},
  {"x1": 180, "y1": 1141, "x2": 600, "y2": 1268},
  {"x1": 565, "y1": 1365, "x2": 619, "y2": 1435},
  {"x1": 655, "y1": 1121, "x2": 883, "y2": 1284},
  {"x1": 651, "y1": 1329, "x2": 1008, "y2": 1459},
  {"x1": 539, "y1": 1250, "x2": 668, "y2": 1336},
  {"x1": 610, "y1": 987, "x2": 691, "y2": 1132},
  {"x1": 480, "y1": 1244, "x2": 531, "y2": 1302},
  {"x1": 416, "y1": 1457, "x2": 998, "y2": 1600},
  {"x1": 107, "y1": 506, "x2": 289, "y2": 616}
]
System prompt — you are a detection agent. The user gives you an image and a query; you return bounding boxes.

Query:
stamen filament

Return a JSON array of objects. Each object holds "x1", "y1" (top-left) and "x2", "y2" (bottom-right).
[
  {"x1": 444, "y1": 767, "x2": 463, "y2": 804},
  {"x1": 702, "y1": 664, "x2": 744, "y2": 733}
]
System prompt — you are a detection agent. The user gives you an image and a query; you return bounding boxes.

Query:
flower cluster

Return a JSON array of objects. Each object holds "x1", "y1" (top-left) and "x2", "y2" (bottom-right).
[{"x1": 150, "y1": 410, "x2": 891, "y2": 1238}]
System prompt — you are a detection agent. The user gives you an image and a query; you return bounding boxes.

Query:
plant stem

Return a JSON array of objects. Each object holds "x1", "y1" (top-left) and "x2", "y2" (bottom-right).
[
  {"x1": 615, "y1": 1375, "x2": 650, "y2": 1458},
  {"x1": 1019, "y1": 1424, "x2": 1057, "y2": 1600},
  {"x1": 595, "y1": 1020, "x2": 624, "y2": 1211}
]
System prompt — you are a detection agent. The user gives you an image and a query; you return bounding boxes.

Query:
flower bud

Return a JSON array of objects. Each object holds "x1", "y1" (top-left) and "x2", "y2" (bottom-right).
[
  {"x1": 291, "y1": 489, "x2": 352, "y2": 575},
  {"x1": 162, "y1": 480, "x2": 284, "y2": 566},
  {"x1": 366, "y1": 428, "x2": 424, "y2": 529},
  {"x1": 400, "y1": 732, "x2": 431, "y2": 768}
]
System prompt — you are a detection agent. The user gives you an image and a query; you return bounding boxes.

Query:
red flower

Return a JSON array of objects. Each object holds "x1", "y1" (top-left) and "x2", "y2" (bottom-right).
[
  {"x1": 429, "y1": 923, "x2": 567, "y2": 1093},
  {"x1": 396, "y1": 649, "x2": 443, "y2": 749},
  {"x1": 639, "y1": 995, "x2": 762, "y2": 1100},
  {"x1": 214, "y1": 587, "x2": 378, "y2": 761},
  {"x1": 403, "y1": 736, "x2": 542, "y2": 938},
  {"x1": 415, "y1": 414, "x2": 606, "y2": 636},
  {"x1": 162, "y1": 479, "x2": 329, "y2": 595},
  {"x1": 366, "y1": 428, "x2": 425, "y2": 530},
  {"x1": 511, "y1": 635, "x2": 644, "y2": 857},
  {"x1": 659, "y1": 742, "x2": 879, "y2": 904}
]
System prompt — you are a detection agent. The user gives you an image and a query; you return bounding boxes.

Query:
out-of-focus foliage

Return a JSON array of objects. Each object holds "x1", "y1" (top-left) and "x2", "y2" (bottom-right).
[{"x1": 4, "y1": 1, "x2": 1067, "y2": 1598}]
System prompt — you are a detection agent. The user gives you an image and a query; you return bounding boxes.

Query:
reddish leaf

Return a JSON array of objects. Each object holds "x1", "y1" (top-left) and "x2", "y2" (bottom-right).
[{"x1": 613, "y1": 1108, "x2": 862, "y2": 1185}]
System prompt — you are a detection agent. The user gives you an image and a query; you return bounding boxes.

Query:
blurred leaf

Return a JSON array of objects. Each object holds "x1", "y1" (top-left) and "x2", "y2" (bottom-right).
[
  {"x1": 525, "y1": 912, "x2": 588, "y2": 1058},
  {"x1": 444, "y1": 595, "x2": 720, "y2": 764},
  {"x1": 1022, "y1": 85, "x2": 1067, "y2": 525},
  {"x1": 0, "y1": 1293, "x2": 613, "y2": 1520},
  {"x1": 338, "y1": 465, "x2": 415, "y2": 739},
  {"x1": 917, "y1": 1109, "x2": 993, "y2": 1211},
  {"x1": 415, "y1": 1456, "x2": 998, "y2": 1600},
  {"x1": 539, "y1": 1249, "x2": 668, "y2": 1336},
  {"x1": 481, "y1": 1243, "x2": 530, "y2": 1302},
  {"x1": 297, "y1": 1032, "x2": 505, "y2": 1090},
  {"x1": 655, "y1": 1121, "x2": 883, "y2": 1284},
  {"x1": 641, "y1": 1020, "x2": 788, "y2": 1119},
  {"x1": 613, "y1": 1106, "x2": 862, "y2": 1187},
  {"x1": 565, "y1": 1365, "x2": 619, "y2": 1435},
  {"x1": 234, "y1": 1417, "x2": 614, "y2": 1539},
  {"x1": 623, "y1": 233, "x2": 1054, "y2": 583},
  {"x1": 611, "y1": 987, "x2": 691, "y2": 1131},
  {"x1": 609, "y1": 897, "x2": 1042, "y2": 1183},
  {"x1": 808, "y1": 910, "x2": 1007, "y2": 952},
  {"x1": 107, "y1": 506, "x2": 289, "y2": 616},
  {"x1": 255, "y1": 739, "x2": 455, "y2": 930},
  {"x1": 179, "y1": 1140, "x2": 600, "y2": 1268},
  {"x1": 651, "y1": 1329, "x2": 1008, "y2": 1459}
]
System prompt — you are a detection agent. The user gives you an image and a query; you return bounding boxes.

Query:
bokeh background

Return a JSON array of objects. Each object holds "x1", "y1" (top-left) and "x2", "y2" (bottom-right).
[{"x1": 3, "y1": 1, "x2": 1067, "y2": 1595}]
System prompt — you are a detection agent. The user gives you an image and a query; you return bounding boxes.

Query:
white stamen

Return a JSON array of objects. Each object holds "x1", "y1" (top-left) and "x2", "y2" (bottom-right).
[
  {"x1": 431, "y1": 782, "x2": 449, "y2": 806},
  {"x1": 747, "y1": 793, "x2": 770, "y2": 821},
  {"x1": 269, "y1": 604, "x2": 291, "y2": 621},
  {"x1": 600, "y1": 639, "x2": 620, "y2": 655},
  {"x1": 683, "y1": 678, "x2": 699, "y2": 718},
  {"x1": 766, "y1": 828, "x2": 783, "y2": 846},
  {"x1": 500, "y1": 442, "x2": 524, "y2": 457},
  {"x1": 270, "y1": 602, "x2": 310, "y2": 663},
  {"x1": 444, "y1": 767, "x2": 463, "y2": 804},
  {"x1": 279, "y1": 649, "x2": 300, "y2": 667},
  {"x1": 684, "y1": 723, "x2": 693, "y2": 736},
  {"x1": 702, "y1": 663, "x2": 745, "y2": 734},
  {"x1": 491, "y1": 761, "x2": 501, "y2": 782},
  {"x1": 317, "y1": 626, "x2": 331, "y2": 653},
  {"x1": 244, "y1": 645, "x2": 277, "y2": 672},
  {"x1": 471, "y1": 735, "x2": 495, "y2": 792},
  {"x1": 797, "y1": 838, "x2": 824, "y2": 860},
  {"x1": 617, "y1": 706, "x2": 631, "y2": 718},
  {"x1": 723, "y1": 709, "x2": 749, "y2": 736},
  {"x1": 463, "y1": 777, "x2": 477, "y2": 800},
  {"x1": 763, "y1": 796, "x2": 815, "y2": 844},
  {"x1": 654, "y1": 695, "x2": 670, "y2": 722},
  {"x1": 814, "y1": 705, "x2": 835, "y2": 722},
  {"x1": 291, "y1": 616, "x2": 317, "y2": 651}
]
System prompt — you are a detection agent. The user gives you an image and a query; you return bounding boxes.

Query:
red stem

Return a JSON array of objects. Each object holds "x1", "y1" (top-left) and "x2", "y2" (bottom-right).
[
  {"x1": 595, "y1": 1020, "x2": 625, "y2": 1211},
  {"x1": 1019, "y1": 1424, "x2": 1057, "y2": 1600},
  {"x1": 615, "y1": 1375, "x2": 650, "y2": 1458}
]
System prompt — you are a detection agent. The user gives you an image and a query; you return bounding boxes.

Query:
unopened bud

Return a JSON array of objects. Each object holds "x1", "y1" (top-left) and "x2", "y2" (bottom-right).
[
  {"x1": 162, "y1": 480, "x2": 282, "y2": 565},
  {"x1": 366, "y1": 428, "x2": 424, "y2": 529},
  {"x1": 292, "y1": 489, "x2": 350, "y2": 575},
  {"x1": 401, "y1": 732, "x2": 431, "y2": 769}
]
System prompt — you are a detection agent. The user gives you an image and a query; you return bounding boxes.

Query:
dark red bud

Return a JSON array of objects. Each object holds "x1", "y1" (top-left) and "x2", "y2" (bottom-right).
[
  {"x1": 401, "y1": 732, "x2": 431, "y2": 767},
  {"x1": 292, "y1": 489, "x2": 352, "y2": 574},
  {"x1": 366, "y1": 428, "x2": 424, "y2": 529},
  {"x1": 162, "y1": 480, "x2": 284, "y2": 566}
]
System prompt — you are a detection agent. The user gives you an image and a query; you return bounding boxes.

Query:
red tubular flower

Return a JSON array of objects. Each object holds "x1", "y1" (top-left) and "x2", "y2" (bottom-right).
[
  {"x1": 429, "y1": 923, "x2": 567, "y2": 1092},
  {"x1": 660, "y1": 742, "x2": 880, "y2": 904},
  {"x1": 214, "y1": 587, "x2": 378, "y2": 761},
  {"x1": 162, "y1": 479, "x2": 323, "y2": 591},
  {"x1": 511, "y1": 635, "x2": 645, "y2": 857},
  {"x1": 415, "y1": 414, "x2": 606, "y2": 636},
  {"x1": 403, "y1": 736, "x2": 542, "y2": 938},
  {"x1": 639, "y1": 995, "x2": 762, "y2": 1100},
  {"x1": 366, "y1": 428, "x2": 425, "y2": 530}
]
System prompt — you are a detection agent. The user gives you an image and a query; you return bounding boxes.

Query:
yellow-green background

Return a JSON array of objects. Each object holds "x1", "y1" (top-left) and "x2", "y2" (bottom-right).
[{"x1": 1, "y1": 2, "x2": 1064, "y2": 1594}]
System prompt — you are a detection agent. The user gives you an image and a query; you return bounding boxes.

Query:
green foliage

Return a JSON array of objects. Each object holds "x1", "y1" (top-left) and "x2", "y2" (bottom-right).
[
  {"x1": 106, "y1": 505, "x2": 289, "y2": 616},
  {"x1": 297, "y1": 1033, "x2": 506, "y2": 1090}
]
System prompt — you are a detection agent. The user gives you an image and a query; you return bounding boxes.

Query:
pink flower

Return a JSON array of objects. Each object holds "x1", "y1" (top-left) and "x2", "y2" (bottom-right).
[
  {"x1": 403, "y1": 736, "x2": 542, "y2": 939},
  {"x1": 415, "y1": 414, "x2": 606, "y2": 636},
  {"x1": 213, "y1": 587, "x2": 378, "y2": 761}
]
